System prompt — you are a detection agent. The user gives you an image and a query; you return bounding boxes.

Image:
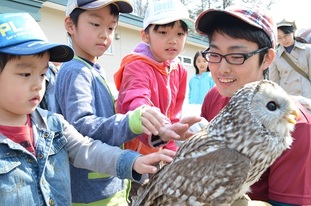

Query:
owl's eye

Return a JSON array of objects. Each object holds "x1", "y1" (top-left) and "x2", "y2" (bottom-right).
[{"x1": 266, "y1": 101, "x2": 278, "y2": 111}]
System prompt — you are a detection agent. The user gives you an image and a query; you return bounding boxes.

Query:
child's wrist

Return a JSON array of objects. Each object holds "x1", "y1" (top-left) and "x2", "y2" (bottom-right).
[{"x1": 151, "y1": 134, "x2": 168, "y2": 147}]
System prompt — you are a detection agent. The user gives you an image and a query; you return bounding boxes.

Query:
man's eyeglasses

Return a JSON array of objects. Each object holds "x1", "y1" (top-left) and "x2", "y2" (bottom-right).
[{"x1": 201, "y1": 47, "x2": 269, "y2": 65}]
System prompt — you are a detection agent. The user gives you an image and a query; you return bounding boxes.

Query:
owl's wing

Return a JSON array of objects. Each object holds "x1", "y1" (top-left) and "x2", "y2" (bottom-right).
[{"x1": 134, "y1": 148, "x2": 252, "y2": 206}]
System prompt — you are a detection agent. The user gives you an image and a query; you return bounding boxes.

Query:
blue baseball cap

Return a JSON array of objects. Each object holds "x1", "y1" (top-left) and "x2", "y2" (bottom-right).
[{"x1": 0, "y1": 12, "x2": 74, "y2": 62}]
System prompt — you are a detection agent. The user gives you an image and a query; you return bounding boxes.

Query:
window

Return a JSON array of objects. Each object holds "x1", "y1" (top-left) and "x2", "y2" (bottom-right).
[
  {"x1": 105, "y1": 44, "x2": 113, "y2": 54},
  {"x1": 178, "y1": 55, "x2": 192, "y2": 65}
]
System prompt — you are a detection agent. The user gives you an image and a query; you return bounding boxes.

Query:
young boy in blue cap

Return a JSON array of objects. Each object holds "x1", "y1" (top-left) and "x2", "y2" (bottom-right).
[{"x1": 0, "y1": 12, "x2": 175, "y2": 205}]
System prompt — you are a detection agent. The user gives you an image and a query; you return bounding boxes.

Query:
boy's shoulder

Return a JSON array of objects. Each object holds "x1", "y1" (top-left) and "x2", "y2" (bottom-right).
[
  {"x1": 57, "y1": 57, "x2": 95, "y2": 79},
  {"x1": 32, "y1": 108, "x2": 64, "y2": 128},
  {"x1": 61, "y1": 57, "x2": 91, "y2": 70}
]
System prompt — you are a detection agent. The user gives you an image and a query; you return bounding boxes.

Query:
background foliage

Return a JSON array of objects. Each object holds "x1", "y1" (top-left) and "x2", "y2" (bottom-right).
[{"x1": 129, "y1": 0, "x2": 277, "y2": 20}]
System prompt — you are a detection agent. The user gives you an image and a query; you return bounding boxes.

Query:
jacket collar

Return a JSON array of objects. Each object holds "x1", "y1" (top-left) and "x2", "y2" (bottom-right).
[{"x1": 276, "y1": 40, "x2": 306, "y2": 57}]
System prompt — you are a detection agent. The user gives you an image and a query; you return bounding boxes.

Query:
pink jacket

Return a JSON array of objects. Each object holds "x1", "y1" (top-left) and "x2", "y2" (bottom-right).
[{"x1": 114, "y1": 43, "x2": 187, "y2": 154}]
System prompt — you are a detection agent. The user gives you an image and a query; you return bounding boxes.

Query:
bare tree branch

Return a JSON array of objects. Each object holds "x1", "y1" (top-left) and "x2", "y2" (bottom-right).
[{"x1": 128, "y1": 0, "x2": 278, "y2": 22}]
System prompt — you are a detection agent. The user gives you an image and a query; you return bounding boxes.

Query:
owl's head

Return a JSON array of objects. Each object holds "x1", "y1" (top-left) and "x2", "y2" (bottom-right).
[{"x1": 231, "y1": 80, "x2": 298, "y2": 140}]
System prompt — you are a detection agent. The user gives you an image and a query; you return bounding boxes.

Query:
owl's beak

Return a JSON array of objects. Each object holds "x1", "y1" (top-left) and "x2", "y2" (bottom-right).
[{"x1": 287, "y1": 109, "x2": 299, "y2": 124}]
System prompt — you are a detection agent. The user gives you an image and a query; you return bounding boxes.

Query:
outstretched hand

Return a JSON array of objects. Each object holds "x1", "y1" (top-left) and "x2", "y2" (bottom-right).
[
  {"x1": 178, "y1": 116, "x2": 204, "y2": 139},
  {"x1": 159, "y1": 115, "x2": 202, "y2": 142},
  {"x1": 140, "y1": 105, "x2": 202, "y2": 142},
  {"x1": 133, "y1": 149, "x2": 176, "y2": 174}
]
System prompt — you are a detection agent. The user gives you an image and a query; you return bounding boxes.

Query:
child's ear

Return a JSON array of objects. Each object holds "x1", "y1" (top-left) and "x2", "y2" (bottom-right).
[
  {"x1": 64, "y1": 17, "x2": 75, "y2": 35},
  {"x1": 141, "y1": 30, "x2": 149, "y2": 43}
]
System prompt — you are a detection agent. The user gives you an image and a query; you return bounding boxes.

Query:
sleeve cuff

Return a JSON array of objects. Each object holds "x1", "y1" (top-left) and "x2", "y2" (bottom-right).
[
  {"x1": 117, "y1": 150, "x2": 142, "y2": 181},
  {"x1": 150, "y1": 135, "x2": 168, "y2": 147},
  {"x1": 128, "y1": 107, "x2": 143, "y2": 134}
]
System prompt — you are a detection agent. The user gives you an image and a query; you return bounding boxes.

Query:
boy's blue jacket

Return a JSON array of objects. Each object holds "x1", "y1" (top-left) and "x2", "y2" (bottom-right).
[
  {"x1": 54, "y1": 56, "x2": 142, "y2": 204},
  {"x1": 0, "y1": 108, "x2": 141, "y2": 205}
]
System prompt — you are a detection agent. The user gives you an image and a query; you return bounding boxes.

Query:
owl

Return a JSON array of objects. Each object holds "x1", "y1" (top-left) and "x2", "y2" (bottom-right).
[{"x1": 133, "y1": 80, "x2": 298, "y2": 206}]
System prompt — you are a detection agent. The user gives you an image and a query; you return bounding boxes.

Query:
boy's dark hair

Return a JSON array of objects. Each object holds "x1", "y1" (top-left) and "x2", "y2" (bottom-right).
[
  {"x1": 0, "y1": 53, "x2": 11, "y2": 73},
  {"x1": 144, "y1": 20, "x2": 189, "y2": 34},
  {"x1": 0, "y1": 52, "x2": 47, "y2": 74},
  {"x1": 205, "y1": 14, "x2": 271, "y2": 79},
  {"x1": 193, "y1": 51, "x2": 209, "y2": 74},
  {"x1": 69, "y1": 4, "x2": 120, "y2": 32}
]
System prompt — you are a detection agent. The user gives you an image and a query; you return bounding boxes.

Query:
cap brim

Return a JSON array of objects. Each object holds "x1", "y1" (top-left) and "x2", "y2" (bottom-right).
[
  {"x1": 0, "y1": 40, "x2": 74, "y2": 62},
  {"x1": 151, "y1": 18, "x2": 195, "y2": 30},
  {"x1": 81, "y1": 0, "x2": 133, "y2": 13},
  {"x1": 277, "y1": 23, "x2": 293, "y2": 27},
  {"x1": 196, "y1": 9, "x2": 262, "y2": 35},
  {"x1": 182, "y1": 19, "x2": 195, "y2": 30}
]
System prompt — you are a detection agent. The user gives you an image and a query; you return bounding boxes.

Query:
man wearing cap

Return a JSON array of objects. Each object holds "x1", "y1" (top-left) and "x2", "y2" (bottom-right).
[
  {"x1": 270, "y1": 19, "x2": 311, "y2": 99},
  {"x1": 197, "y1": 4, "x2": 311, "y2": 206}
]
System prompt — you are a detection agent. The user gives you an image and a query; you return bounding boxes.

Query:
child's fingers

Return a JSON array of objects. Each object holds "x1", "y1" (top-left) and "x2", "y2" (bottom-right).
[
  {"x1": 142, "y1": 125, "x2": 152, "y2": 136},
  {"x1": 142, "y1": 107, "x2": 166, "y2": 125},
  {"x1": 140, "y1": 165, "x2": 158, "y2": 174},
  {"x1": 148, "y1": 151, "x2": 175, "y2": 165},
  {"x1": 141, "y1": 113, "x2": 162, "y2": 134},
  {"x1": 180, "y1": 116, "x2": 202, "y2": 126},
  {"x1": 134, "y1": 150, "x2": 176, "y2": 174},
  {"x1": 157, "y1": 149, "x2": 176, "y2": 158}
]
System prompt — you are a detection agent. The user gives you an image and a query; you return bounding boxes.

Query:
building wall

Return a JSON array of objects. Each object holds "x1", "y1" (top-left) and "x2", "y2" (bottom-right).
[
  {"x1": 39, "y1": 5, "x2": 67, "y2": 44},
  {"x1": 7, "y1": 1, "x2": 209, "y2": 100}
]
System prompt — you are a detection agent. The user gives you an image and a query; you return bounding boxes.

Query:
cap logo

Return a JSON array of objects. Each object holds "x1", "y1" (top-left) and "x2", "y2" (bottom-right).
[
  {"x1": 154, "y1": 1, "x2": 174, "y2": 14},
  {"x1": 0, "y1": 21, "x2": 23, "y2": 38},
  {"x1": 0, "y1": 13, "x2": 47, "y2": 48},
  {"x1": 0, "y1": 12, "x2": 73, "y2": 62}
]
